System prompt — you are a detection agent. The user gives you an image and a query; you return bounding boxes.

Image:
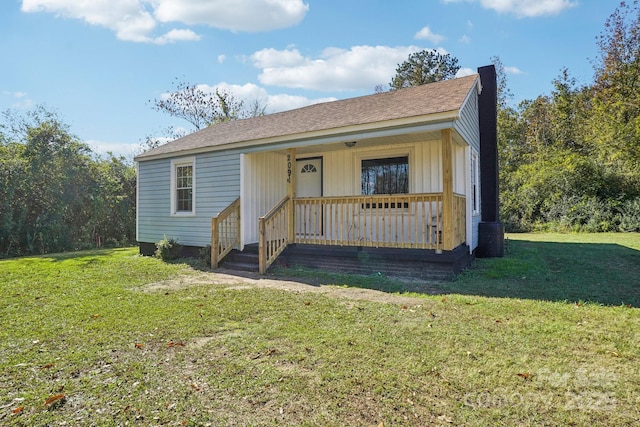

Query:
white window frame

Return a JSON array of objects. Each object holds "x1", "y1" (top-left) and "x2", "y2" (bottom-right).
[
  {"x1": 170, "y1": 157, "x2": 196, "y2": 216},
  {"x1": 471, "y1": 150, "x2": 480, "y2": 216}
]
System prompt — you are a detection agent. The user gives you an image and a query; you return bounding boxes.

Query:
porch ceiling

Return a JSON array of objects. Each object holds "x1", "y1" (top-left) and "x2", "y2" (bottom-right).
[{"x1": 279, "y1": 128, "x2": 464, "y2": 155}]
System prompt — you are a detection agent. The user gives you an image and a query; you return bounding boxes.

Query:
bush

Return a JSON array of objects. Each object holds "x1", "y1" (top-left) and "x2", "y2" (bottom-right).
[
  {"x1": 542, "y1": 195, "x2": 616, "y2": 232},
  {"x1": 619, "y1": 198, "x2": 640, "y2": 232},
  {"x1": 154, "y1": 236, "x2": 183, "y2": 261},
  {"x1": 199, "y1": 244, "x2": 212, "y2": 267}
]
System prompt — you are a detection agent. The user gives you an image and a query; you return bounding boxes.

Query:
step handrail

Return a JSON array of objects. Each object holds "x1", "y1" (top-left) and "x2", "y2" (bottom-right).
[
  {"x1": 258, "y1": 195, "x2": 291, "y2": 274},
  {"x1": 211, "y1": 197, "x2": 240, "y2": 269}
]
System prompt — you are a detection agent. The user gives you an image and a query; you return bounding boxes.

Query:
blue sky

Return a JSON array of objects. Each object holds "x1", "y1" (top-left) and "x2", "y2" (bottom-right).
[{"x1": 0, "y1": 0, "x2": 618, "y2": 158}]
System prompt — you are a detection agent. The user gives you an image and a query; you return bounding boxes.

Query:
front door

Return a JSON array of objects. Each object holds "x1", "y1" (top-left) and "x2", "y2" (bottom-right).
[{"x1": 296, "y1": 157, "x2": 323, "y2": 237}]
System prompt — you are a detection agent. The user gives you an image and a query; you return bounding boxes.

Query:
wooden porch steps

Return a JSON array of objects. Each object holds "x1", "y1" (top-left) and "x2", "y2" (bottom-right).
[{"x1": 219, "y1": 244, "x2": 260, "y2": 272}]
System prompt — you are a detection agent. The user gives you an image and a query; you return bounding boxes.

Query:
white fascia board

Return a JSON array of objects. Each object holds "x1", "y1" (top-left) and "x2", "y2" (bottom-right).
[{"x1": 137, "y1": 110, "x2": 460, "y2": 162}]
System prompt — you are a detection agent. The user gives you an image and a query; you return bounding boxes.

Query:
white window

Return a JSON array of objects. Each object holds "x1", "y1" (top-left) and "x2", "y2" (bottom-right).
[
  {"x1": 471, "y1": 151, "x2": 480, "y2": 215},
  {"x1": 171, "y1": 158, "x2": 196, "y2": 215}
]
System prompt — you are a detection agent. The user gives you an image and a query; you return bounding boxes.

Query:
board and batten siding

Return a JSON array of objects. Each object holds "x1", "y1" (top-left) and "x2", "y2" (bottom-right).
[
  {"x1": 241, "y1": 152, "x2": 288, "y2": 245},
  {"x1": 137, "y1": 150, "x2": 241, "y2": 247},
  {"x1": 302, "y1": 140, "x2": 446, "y2": 197}
]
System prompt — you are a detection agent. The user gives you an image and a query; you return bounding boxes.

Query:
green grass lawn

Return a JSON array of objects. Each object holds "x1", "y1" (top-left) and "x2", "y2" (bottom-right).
[{"x1": 1, "y1": 234, "x2": 639, "y2": 426}]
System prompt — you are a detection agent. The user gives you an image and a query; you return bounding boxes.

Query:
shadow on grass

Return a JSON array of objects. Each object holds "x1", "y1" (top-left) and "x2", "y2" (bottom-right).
[
  {"x1": 446, "y1": 239, "x2": 640, "y2": 307},
  {"x1": 269, "y1": 239, "x2": 640, "y2": 307},
  {"x1": 2, "y1": 247, "x2": 134, "y2": 265}
]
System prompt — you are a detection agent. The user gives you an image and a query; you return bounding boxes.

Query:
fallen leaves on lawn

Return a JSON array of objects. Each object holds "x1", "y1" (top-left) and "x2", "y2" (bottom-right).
[
  {"x1": 12, "y1": 406, "x2": 24, "y2": 415},
  {"x1": 517, "y1": 372, "x2": 532, "y2": 380},
  {"x1": 167, "y1": 341, "x2": 186, "y2": 348},
  {"x1": 44, "y1": 394, "x2": 66, "y2": 407},
  {"x1": 39, "y1": 363, "x2": 54, "y2": 369},
  {"x1": 134, "y1": 343, "x2": 144, "y2": 349},
  {"x1": 606, "y1": 350, "x2": 620, "y2": 357},
  {"x1": 251, "y1": 348, "x2": 277, "y2": 360}
]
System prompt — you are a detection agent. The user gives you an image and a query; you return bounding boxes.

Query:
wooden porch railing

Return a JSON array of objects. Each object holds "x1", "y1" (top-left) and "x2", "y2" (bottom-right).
[
  {"x1": 211, "y1": 197, "x2": 240, "y2": 269},
  {"x1": 294, "y1": 193, "x2": 444, "y2": 250},
  {"x1": 258, "y1": 195, "x2": 291, "y2": 274}
]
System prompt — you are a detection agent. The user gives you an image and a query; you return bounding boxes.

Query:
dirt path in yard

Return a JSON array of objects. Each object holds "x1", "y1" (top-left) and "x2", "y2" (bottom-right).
[{"x1": 142, "y1": 269, "x2": 434, "y2": 306}]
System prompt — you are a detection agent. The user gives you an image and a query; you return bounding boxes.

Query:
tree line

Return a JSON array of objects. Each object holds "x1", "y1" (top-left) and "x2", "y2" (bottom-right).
[
  {"x1": 497, "y1": 1, "x2": 640, "y2": 232},
  {"x1": 0, "y1": 107, "x2": 136, "y2": 257}
]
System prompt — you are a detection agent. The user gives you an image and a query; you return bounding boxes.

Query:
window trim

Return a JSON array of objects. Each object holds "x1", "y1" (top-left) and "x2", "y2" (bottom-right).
[
  {"x1": 471, "y1": 150, "x2": 480, "y2": 216},
  {"x1": 170, "y1": 157, "x2": 196, "y2": 216},
  {"x1": 361, "y1": 156, "x2": 409, "y2": 196},
  {"x1": 355, "y1": 148, "x2": 413, "y2": 196},
  {"x1": 354, "y1": 148, "x2": 414, "y2": 210}
]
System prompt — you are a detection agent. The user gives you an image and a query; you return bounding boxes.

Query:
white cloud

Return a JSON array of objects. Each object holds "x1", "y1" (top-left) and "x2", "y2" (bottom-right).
[
  {"x1": 3, "y1": 90, "x2": 35, "y2": 109},
  {"x1": 251, "y1": 45, "x2": 429, "y2": 92},
  {"x1": 251, "y1": 48, "x2": 306, "y2": 68},
  {"x1": 192, "y1": 82, "x2": 336, "y2": 113},
  {"x1": 154, "y1": 0, "x2": 309, "y2": 32},
  {"x1": 153, "y1": 29, "x2": 201, "y2": 44},
  {"x1": 456, "y1": 67, "x2": 476, "y2": 78},
  {"x1": 443, "y1": 0, "x2": 577, "y2": 17},
  {"x1": 217, "y1": 54, "x2": 227, "y2": 63},
  {"x1": 87, "y1": 140, "x2": 141, "y2": 157},
  {"x1": 21, "y1": 0, "x2": 309, "y2": 43},
  {"x1": 459, "y1": 35, "x2": 471, "y2": 44},
  {"x1": 504, "y1": 66, "x2": 524, "y2": 74},
  {"x1": 22, "y1": 0, "x2": 158, "y2": 42},
  {"x1": 414, "y1": 26, "x2": 446, "y2": 44}
]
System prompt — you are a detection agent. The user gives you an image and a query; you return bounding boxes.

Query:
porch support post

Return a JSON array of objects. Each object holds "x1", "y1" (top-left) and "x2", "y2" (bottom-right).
[
  {"x1": 211, "y1": 216, "x2": 218, "y2": 269},
  {"x1": 287, "y1": 148, "x2": 296, "y2": 243},
  {"x1": 441, "y1": 129, "x2": 455, "y2": 251}
]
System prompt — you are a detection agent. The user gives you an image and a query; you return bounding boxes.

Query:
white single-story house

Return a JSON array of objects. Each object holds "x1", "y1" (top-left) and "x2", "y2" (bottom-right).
[{"x1": 135, "y1": 65, "x2": 503, "y2": 277}]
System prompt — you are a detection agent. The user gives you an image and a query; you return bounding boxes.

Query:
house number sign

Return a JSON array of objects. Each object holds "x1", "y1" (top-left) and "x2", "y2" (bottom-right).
[{"x1": 287, "y1": 154, "x2": 292, "y2": 184}]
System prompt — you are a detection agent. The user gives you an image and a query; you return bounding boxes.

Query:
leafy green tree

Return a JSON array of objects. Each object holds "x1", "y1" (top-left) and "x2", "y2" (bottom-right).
[
  {"x1": 389, "y1": 50, "x2": 460, "y2": 90},
  {"x1": 0, "y1": 107, "x2": 136, "y2": 257},
  {"x1": 495, "y1": 2, "x2": 640, "y2": 232},
  {"x1": 591, "y1": 0, "x2": 640, "y2": 170}
]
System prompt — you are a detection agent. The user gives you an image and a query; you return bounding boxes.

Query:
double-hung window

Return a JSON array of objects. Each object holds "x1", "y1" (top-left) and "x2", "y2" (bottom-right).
[{"x1": 171, "y1": 158, "x2": 195, "y2": 215}]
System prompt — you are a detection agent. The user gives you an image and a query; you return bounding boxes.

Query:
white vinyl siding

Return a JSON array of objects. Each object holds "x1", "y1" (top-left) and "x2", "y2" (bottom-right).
[
  {"x1": 455, "y1": 84, "x2": 481, "y2": 251},
  {"x1": 454, "y1": 85, "x2": 481, "y2": 152}
]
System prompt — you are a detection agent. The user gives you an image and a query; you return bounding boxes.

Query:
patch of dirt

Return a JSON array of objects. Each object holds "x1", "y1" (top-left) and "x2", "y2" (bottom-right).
[{"x1": 141, "y1": 269, "x2": 431, "y2": 306}]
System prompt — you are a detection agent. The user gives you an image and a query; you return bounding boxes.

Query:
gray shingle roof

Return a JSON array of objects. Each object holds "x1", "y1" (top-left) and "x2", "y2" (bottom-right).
[{"x1": 136, "y1": 74, "x2": 479, "y2": 160}]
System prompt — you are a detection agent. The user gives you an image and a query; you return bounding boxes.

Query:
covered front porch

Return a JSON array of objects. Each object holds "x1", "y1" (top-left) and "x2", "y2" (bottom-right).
[{"x1": 211, "y1": 128, "x2": 472, "y2": 274}]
